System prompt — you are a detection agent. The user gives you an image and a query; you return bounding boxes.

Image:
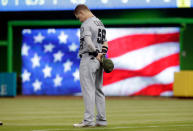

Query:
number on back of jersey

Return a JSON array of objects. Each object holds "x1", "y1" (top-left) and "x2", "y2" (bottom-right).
[{"x1": 97, "y1": 29, "x2": 106, "y2": 44}]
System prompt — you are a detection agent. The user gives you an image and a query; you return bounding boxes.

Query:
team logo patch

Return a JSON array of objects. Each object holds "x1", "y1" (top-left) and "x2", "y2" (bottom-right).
[{"x1": 81, "y1": 27, "x2": 84, "y2": 33}]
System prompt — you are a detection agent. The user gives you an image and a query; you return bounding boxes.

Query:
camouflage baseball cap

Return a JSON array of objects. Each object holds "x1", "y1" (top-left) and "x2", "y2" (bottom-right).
[{"x1": 101, "y1": 56, "x2": 114, "y2": 73}]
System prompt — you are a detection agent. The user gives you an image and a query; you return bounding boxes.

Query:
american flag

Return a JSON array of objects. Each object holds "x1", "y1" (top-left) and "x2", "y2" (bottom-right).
[
  {"x1": 21, "y1": 27, "x2": 180, "y2": 96},
  {"x1": 103, "y1": 27, "x2": 180, "y2": 96},
  {"x1": 21, "y1": 28, "x2": 81, "y2": 95}
]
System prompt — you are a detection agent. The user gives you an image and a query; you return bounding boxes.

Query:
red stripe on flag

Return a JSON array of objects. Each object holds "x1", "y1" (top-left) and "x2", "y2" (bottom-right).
[
  {"x1": 103, "y1": 53, "x2": 179, "y2": 86},
  {"x1": 132, "y1": 83, "x2": 173, "y2": 96},
  {"x1": 107, "y1": 33, "x2": 179, "y2": 58}
]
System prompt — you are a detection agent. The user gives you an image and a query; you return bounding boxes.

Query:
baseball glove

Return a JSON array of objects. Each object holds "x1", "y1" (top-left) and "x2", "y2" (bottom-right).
[{"x1": 101, "y1": 55, "x2": 114, "y2": 73}]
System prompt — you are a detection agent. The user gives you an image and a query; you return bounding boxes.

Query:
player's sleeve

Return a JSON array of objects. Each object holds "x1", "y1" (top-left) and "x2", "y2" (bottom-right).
[
  {"x1": 82, "y1": 24, "x2": 97, "y2": 52},
  {"x1": 81, "y1": 24, "x2": 92, "y2": 37},
  {"x1": 85, "y1": 36, "x2": 97, "y2": 52}
]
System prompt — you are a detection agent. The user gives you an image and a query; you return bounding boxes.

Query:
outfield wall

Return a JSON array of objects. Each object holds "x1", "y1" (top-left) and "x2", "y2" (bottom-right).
[{"x1": 1, "y1": 9, "x2": 193, "y2": 95}]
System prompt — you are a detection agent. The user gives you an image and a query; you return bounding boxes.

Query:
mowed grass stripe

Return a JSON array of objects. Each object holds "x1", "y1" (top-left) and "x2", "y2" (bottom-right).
[
  {"x1": 0, "y1": 97, "x2": 193, "y2": 131},
  {"x1": 31, "y1": 124, "x2": 193, "y2": 131}
]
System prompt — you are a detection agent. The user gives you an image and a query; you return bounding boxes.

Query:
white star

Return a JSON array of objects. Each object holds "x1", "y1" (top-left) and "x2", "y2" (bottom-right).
[
  {"x1": 48, "y1": 28, "x2": 56, "y2": 34},
  {"x1": 44, "y1": 43, "x2": 55, "y2": 53},
  {"x1": 34, "y1": 33, "x2": 45, "y2": 43},
  {"x1": 22, "y1": 69, "x2": 31, "y2": 82},
  {"x1": 53, "y1": 51, "x2": 64, "y2": 62},
  {"x1": 22, "y1": 43, "x2": 30, "y2": 56},
  {"x1": 42, "y1": 65, "x2": 52, "y2": 78},
  {"x1": 73, "y1": 69, "x2": 79, "y2": 81},
  {"x1": 33, "y1": 79, "x2": 42, "y2": 92},
  {"x1": 69, "y1": 43, "x2": 78, "y2": 52},
  {"x1": 70, "y1": 0, "x2": 77, "y2": 4},
  {"x1": 58, "y1": 31, "x2": 68, "y2": 44},
  {"x1": 53, "y1": 74, "x2": 63, "y2": 87},
  {"x1": 22, "y1": 29, "x2": 31, "y2": 34},
  {"x1": 164, "y1": 0, "x2": 170, "y2": 2},
  {"x1": 71, "y1": 0, "x2": 85, "y2": 4},
  {"x1": 53, "y1": 0, "x2": 57, "y2": 5},
  {"x1": 146, "y1": 0, "x2": 150, "y2": 3},
  {"x1": 121, "y1": 0, "x2": 128, "y2": 3},
  {"x1": 63, "y1": 60, "x2": 73, "y2": 72},
  {"x1": 101, "y1": 0, "x2": 108, "y2": 4},
  {"x1": 31, "y1": 53, "x2": 41, "y2": 68}
]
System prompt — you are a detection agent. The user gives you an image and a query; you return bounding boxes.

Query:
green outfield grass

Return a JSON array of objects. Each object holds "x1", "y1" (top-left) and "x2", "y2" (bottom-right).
[{"x1": 0, "y1": 96, "x2": 193, "y2": 131}]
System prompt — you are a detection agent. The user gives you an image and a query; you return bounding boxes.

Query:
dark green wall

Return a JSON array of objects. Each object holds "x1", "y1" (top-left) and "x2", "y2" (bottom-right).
[
  {"x1": 13, "y1": 28, "x2": 22, "y2": 75},
  {"x1": 0, "y1": 46, "x2": 7, "y2": 71},
  {"x1": 180, "y1": 24, "x2": 193, "y2": 70}
]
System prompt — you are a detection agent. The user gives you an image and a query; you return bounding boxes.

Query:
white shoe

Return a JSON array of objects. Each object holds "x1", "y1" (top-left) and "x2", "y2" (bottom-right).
[
  {"x1": 0, "y1": 121, "x2": 3, "y2": 126},
  {"x1": 73, "y1": 122, "x2": 95, "y2": 127}
]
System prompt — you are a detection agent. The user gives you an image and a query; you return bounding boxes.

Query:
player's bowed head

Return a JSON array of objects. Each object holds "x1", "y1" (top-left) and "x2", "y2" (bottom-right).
[{"x1": 74, "y1": 4, "x2": 94, "y2": 23}]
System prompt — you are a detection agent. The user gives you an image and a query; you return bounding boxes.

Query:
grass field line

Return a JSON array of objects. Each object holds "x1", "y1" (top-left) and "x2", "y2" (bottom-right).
[
  {"x1": 0, "y1": 111, "x2": 83, "y2": 115},
  {"x1": 32, "y1": 124, "x2": 193, "y2": 131},
  {"x1": 0, "y1": 113, "x2": 184, "y2": 120},
  {"x1": 0, "y1": 111, "x2": 192, "y2": 117},
  {"x1": 1, "y1": 111, "x2": 191, "y2": 116},
  {"x1": 5, "y1": 120, "x2": 193, "y2": 126},
  {"x1": 5, "y1": 123, "x2": 73, "y2": 126},
  {"x1": 1, "y1": 115, "x2": 82, "y2": 120}
]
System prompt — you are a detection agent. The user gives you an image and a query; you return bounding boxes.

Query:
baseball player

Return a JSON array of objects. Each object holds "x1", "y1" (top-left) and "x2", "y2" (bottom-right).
[{"x1": 73, "y1": 4, "x2": 108, "y2": 127}]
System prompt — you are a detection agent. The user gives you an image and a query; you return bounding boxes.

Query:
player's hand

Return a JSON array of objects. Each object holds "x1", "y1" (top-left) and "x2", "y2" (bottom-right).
[
  {"x1": 96, "y1": 53, "x2": 104, "y2": 62},
  {"x1": 102, "y1": 52, "x2": 107, "y2": 56}
]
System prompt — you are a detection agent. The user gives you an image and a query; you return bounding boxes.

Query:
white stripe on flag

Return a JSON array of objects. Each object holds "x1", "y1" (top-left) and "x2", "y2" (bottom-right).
[
  {"x1": 107, "y1": 28, "x2": 180, "y2": 41},
  {"x1": 111, "y1": 42, "x2": 179, "y2": 70},
  {"x1": 102, "y1": 66, "x2": 179, "y2": 96},
  {"x1": 160, "y1": 91, "x2": 173, "y2": 97}
]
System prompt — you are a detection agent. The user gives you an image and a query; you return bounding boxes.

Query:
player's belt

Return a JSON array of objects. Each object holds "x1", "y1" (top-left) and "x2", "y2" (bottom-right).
[{"x1": 79, "y1": 52, "x2": 95, "y2": 58}]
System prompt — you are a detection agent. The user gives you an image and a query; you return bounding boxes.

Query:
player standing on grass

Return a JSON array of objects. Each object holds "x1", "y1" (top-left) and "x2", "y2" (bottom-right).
[{"x1": 73, "y1": 4, "x2": 108, "y2": 127}]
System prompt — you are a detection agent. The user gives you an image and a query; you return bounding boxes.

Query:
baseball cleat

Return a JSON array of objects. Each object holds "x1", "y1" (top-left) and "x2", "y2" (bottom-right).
[
  {"x1": 0, "y1": 121, "x2": 3, "y2": 126},
  {"x1": 73, "y1": 122, "x2": 95, "y2": 127}
]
